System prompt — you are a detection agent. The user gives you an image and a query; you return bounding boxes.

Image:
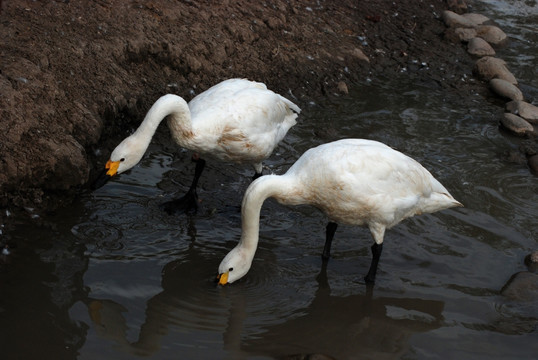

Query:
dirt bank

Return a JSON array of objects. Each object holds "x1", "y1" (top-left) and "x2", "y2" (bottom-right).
[{"x1": 0, "y1": 0, "x2": 478, "y2": 214}]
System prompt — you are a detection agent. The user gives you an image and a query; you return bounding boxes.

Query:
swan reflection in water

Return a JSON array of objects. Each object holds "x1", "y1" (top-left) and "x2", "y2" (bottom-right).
[{"x1": 84, "y1": 224, "x2": 446, "y2": 359}]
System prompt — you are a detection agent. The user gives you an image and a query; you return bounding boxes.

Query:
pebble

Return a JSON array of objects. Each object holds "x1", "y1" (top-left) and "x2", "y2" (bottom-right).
[
  {"x1": 443, "y1": 11, "x2": 492, "y2": 29},
  {"x1": 500, "y1": 113, "x2": 533, "y2": 136},
  {"x1": 525, "y1": 250, "x2": 538, "y2": 272},
  {"x1": 446, "y1": 27, "x2": 477, "y2": 42},
  {"x1": 501, "y1": 251, "x2": 538, "y2": 302},
  {"x1": 351, "y1": 48, "x2": 369, "y2": 63},
  {"x1": 501, "y1": 271, "x2": 538, "y2": 302},
  {"x1": 476, "y1": 25, "x2": 508, "y2": 46},
  {"x1": 489, "y1": 78, "x2": 524, "y2": 101},
  {"x1": 467, "y1": 37, "x2": 495, "y2": 56},
  {"x1": 461, "y1": 13, "x2": 490, "y2": 25},
  {"x1": 506, "y1": 101, "x2": 538, "y2": 124},
  {"x1": 442, "y1": 10, "x2": 476, "y2": 28},
  {"x1": 337, "y1": 81, "x2": 349, "y2": 94},
  {"x1": 475, "y1": 56, "x2": 518, "y2": 85}
]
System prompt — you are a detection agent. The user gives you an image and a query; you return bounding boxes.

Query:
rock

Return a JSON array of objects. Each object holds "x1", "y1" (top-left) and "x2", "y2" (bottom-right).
[
  {"x1": 337, "y1": 81, "x2": 349, "y2": 94},
  {"x1": 441, "y1": 10, "x2": 476, "y2": 28},
  {"x1": 455, "y1": 28, "x2": 478, "y2": 42},
  {"x1": 445, "y1": 27, "x2": 477, "y2": 42},
  {"x1": 528, "y1": 155, "x2": 538, "y2": 175},
  {"x1": 443, "y1": 11, "x2": 491, "y2": 28},
  {"x1": 265, "y1": 16, "x2": 283, "y2": 30},
  {"x1": 467, "y1": 37, "x2": 495, "y2": 56},
  {"x1": 351, "y1": 48, "x2": 370, "y2": 63},
  {"x1": 461, "y1": 13, "x2": 490, "y2": 25},
  {"x1": 185, "y1": 55, "x2": 202, "y2": 71},
  {"x1": 474, "y1": 57, "x2": 518, "y2": 85},
  {"x1": 500, "y1": 113, "x2": 533, "y2": 135},
  {"x1": 501, "y1": 271, "x2": 538, "y2": 302},
  {"x1": 476, "y1": 25, "x2": 508, "y2": 46},
  {"x1": 490, "y1": 78, "x2": 524, "y2": 101},
  {"x1": 447, "y1": 0, "x2": 468, "y2": 14},
  {"x1": 525, "y1": 250, "x2": 538, "y2": 272},
  {"x1": 506, "y1": 101, "x2": 538, "y2": 124}
]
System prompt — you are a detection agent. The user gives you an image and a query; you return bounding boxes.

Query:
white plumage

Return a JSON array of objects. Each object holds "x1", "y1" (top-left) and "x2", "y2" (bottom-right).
[
  {"x1": 217, "y1": 139, "x2": 462, "y2": 285},
  {"x1": 95, "y1": 79, "x2": 300, "y2": 212}
]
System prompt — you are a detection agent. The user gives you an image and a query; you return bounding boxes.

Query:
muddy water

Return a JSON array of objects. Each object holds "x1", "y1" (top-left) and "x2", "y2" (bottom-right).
[{"x1": 2, "y1": 5, "x2": 538, "y2": 360}]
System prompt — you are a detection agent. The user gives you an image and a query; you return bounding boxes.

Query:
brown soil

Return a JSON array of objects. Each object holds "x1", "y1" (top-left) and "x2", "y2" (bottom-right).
[{"x1": 0, "y1": 0, "x2": 479, "y2": 214}]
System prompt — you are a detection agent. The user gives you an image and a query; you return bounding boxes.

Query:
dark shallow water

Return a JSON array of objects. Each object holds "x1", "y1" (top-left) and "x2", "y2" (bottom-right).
[{"x1": 1, "y1": 2, "x2": 537, "y2": 359}]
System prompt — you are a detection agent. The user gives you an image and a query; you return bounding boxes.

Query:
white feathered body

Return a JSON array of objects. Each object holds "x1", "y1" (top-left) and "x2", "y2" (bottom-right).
[
  {"x1": 272, "y1": 139, "x2": 460, "y2": 234},
  {"x1": 167, "y1": 79, "x2": 299, "y2": 165}
]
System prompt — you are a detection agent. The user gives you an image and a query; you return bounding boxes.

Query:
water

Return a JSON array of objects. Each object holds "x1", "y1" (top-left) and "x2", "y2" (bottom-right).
[{"x1": 1, "y1": 2, "x2": 537, "y2": 359}]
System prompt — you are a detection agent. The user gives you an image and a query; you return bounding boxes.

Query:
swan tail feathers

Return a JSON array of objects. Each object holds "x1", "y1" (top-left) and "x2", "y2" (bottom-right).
[
  {"x1": 421, "y1": 192, "x2": 463, "y2": 214},
  {"x1": 279, "y1": 95, "x2": 301, "y2": 114}
]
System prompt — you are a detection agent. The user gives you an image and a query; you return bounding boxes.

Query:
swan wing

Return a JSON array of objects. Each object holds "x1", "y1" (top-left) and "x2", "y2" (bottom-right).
[
  {"x1": 187, "y1": 79, "x2": 300, "y2": 162},
  {"x1": 287, "y1": 139, "x2": 459, "y2": 225},
  {"x1": 188, "y1": 78, "x2": 267, "y2": 114}
]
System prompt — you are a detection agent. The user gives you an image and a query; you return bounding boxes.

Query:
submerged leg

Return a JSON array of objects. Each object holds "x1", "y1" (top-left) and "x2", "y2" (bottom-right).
[
  {"x1": 364, "y1": 242, "x2": 383, "y2": 284},
  {"x1": 322, "y1": 222, "x2": 338, "y2": 260},
  {"x1": 160, "y1": 157, "x2": 206, "y2": 215},
  {"x1": 252, "y1": 163, "x2": 263, "y2": 181}
]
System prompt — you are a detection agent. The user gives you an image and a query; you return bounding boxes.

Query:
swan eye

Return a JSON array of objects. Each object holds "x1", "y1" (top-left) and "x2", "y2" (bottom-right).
[
  {"x1": 120, "y1": 158, "x2": 125, "y2": 162},
  {"x1": 229, "y1": 267, "x2": 234, "y2": 272}
]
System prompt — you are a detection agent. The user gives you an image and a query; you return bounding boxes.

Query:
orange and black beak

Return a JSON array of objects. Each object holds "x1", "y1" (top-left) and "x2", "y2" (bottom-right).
[
  {"x1": 216, "y1": 272, "x2": 229, "y2": 286},
  {"x1": 92, "y1": 160, "x2": 120, "y2": 190}
]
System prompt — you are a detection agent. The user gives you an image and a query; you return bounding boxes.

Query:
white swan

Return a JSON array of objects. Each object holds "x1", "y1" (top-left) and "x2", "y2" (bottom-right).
[
  {"x1": 93, "y1": 78, "x2": 300, "y2": 213},
  {"x1": 217, "y1": 139, "x2": 463, "y2": 285}
]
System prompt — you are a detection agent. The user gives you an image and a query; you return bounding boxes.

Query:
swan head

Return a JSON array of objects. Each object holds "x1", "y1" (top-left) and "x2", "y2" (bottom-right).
[
  {"x1": 108, "y1": 136, "x2": 147, "y2": 175},
  {"x1": 92, "y1": 136, "x2": 146, "y2": 189},
  {"x1": 217, "y1": 246, "x2": 253, "y2": 285}
]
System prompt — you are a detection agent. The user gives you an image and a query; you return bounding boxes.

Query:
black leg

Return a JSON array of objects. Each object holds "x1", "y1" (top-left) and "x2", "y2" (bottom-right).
[
  {"x1": 159, "y1": 158, "x2": 206, "y2": 215},
  {"x1": 315, "y1": 259, "x2": 330, "y2": 294},
  {"x1": 190, "y1": 157, "x2": 206, "y2": 189},
  {"x1": 252, "y1": 171, "x2": 263, "y2": 181},
  {"x1": 364, "y1": 242, "x2": 383, "y2": 284},
  {"x1": 322, "y1": 222, "x2": 338, "y2": 260}
]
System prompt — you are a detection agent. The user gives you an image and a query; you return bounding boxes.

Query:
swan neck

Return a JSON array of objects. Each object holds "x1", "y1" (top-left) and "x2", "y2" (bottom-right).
[
  {"x1": 134, "y1": 95, "x2": 191, "y2": 142},
  {"x1": 239, "y1": 175, "x2": 287, "y2": 253}
]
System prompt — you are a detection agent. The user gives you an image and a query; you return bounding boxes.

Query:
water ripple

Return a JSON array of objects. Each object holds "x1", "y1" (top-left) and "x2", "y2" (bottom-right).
[{"x1": 72, "y1": 221, "x2": 124, "y2": 253}]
